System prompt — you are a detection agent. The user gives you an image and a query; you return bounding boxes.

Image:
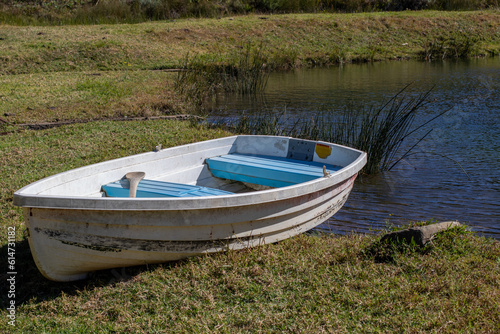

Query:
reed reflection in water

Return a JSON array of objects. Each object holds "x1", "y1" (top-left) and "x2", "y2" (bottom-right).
[{"x1": 213, "y1": 58, "x2": 500, "y2": 238}]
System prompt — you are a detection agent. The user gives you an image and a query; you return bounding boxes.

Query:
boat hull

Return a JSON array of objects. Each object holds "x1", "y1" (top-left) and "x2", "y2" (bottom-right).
[{"x1": 15, "y1": 135, "x2": 366, "y2": 281}]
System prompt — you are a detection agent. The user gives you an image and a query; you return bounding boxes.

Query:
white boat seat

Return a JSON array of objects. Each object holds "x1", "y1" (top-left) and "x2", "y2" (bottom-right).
[
  {"x1": 206, "y1": 153, "x2": 342, "y2": 188},
  {"x1": 102, "y1": 179, "x2": 233, "y2": 198}
]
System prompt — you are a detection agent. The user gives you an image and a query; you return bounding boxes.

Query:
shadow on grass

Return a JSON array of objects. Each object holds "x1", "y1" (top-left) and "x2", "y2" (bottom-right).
[{"x1": 0, "y1": 238, "x2": 174, "y2": 309}]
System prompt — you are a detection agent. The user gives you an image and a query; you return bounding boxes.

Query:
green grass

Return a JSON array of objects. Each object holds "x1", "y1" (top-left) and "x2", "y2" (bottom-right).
[
  {"x1": 1, "y1": 11, "x2": 499, "y2": 76},
  {"x1": 1, "y1": 121, "x2": 499, "y2": 333},
  {"x1": 1, "y1": 11, "x2": 498, "y2": 126},
  {"x1": 0, "y1": 70, "x2": 192, "y2": 125},
  {"x1": 1, "y1": 210, "x2": 499, "y2": 332},
  {"x1": 1, "y1": 9, "x2": 500, "y2": 332}
]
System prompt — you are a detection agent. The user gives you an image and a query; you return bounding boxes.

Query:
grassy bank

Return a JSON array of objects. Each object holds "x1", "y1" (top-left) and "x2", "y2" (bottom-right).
[
  {"x1": 1, "y1": 10, "x2": 499, "y2": 126},
  {"x1": 0, "y1": 115, "x2": 499, "y2": 333},
  {"x1": 1, "y1": 10, "x2": 500, "y2": 332},
  {"x1": 2, "y1": 11, "x2": 499, "y2": 75}
]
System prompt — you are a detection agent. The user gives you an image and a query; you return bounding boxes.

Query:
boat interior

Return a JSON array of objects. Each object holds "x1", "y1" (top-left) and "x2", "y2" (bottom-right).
[{"x1": 102, "y1": 152, "x2": 342, "y2": 198}]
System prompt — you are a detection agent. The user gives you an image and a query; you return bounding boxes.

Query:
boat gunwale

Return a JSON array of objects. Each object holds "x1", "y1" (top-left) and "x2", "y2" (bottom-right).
[{"x1": 13, "y1": 135, "x2": 367, "y2": 211}]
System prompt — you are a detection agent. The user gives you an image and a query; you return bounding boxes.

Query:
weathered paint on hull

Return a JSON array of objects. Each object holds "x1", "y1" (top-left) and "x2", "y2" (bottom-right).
[
  {"x1": 14, "y1": 135, "x2": 366, "y2": 281},
  {"x1": 25, "y1": 175, "x2": 356, "y2": 281}
]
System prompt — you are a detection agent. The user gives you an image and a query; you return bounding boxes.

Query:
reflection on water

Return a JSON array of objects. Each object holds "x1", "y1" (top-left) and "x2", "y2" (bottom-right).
[{"x1": 214, "y1": 58, "x2": 500, "y2": 238}]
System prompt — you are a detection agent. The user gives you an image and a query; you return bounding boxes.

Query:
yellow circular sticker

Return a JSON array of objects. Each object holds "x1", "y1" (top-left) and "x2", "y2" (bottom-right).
[{"x1": 315, "y1": 143, "x2": 332, "y2": 159}]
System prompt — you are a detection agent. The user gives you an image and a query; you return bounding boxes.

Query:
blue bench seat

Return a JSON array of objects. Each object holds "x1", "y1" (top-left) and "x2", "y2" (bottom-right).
[
  {"x1": 102, "y1": 179, "x2": 233, "y2": 198},
  {"x1": 206, "y1": 154, "x2": 342, "y2": 188}
]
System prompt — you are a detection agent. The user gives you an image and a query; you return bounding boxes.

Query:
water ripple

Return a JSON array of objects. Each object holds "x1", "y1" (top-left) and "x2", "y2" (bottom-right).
[{"x1": 215, "y1": 58, "x2": 500, "y2": 239}]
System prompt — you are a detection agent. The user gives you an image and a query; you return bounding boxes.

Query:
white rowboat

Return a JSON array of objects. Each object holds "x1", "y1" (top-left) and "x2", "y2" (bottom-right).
[{"x1": 14, "y1": 135, "x2": 366, "y2": 281}]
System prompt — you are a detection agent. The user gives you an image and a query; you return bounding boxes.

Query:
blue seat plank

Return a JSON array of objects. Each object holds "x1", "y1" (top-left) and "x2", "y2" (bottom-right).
[
  {"x1": 206, "y1": 154, "x2": 341, "y2": 188},
  {"x1": 102, "y1": 179, "x2": 233, "y2": 198}
]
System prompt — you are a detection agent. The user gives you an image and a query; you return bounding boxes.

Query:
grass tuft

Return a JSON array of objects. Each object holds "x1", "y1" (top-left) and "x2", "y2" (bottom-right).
[
  {"x1": 175, "y1": 42, "x2": 270, "y2": 110},
  {"x1": 361, "y1": 221, "x2": 471, "y2": 263},
  {"x1": 421, "y1": 34, "x2": 481, "y2": 60}
]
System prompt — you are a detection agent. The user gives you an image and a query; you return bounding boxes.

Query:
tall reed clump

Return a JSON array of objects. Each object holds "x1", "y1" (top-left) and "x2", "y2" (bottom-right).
[
  {"x1": 218, "y1": 87, "x2": 446, "y2": 174},
  {"x1": 421, "y1": 35, "x2": 481, "y2": 60},
  {"x1": 174, "y1": 43, "x2": 270, "y2": 111}
]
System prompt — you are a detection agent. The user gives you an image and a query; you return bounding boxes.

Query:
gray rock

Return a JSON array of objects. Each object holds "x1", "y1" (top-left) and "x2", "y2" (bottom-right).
[{"x1": 380, "y1": 221, "x2": 462, "y2": 247}]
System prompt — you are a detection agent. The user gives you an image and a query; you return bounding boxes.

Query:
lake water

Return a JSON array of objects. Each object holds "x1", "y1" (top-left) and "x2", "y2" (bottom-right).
[{"x1": 213, "y1": 58, "x2": 500, "y2": 238}]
